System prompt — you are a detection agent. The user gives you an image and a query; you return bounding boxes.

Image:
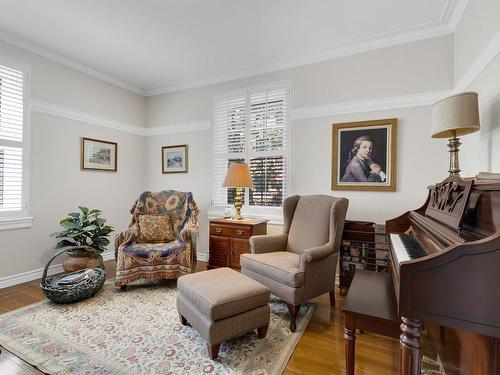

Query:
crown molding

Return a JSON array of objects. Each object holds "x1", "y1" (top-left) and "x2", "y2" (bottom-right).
[
  {"x1": 144, "y1": 121, "x2": 211, "y2": 135},
  {"x1": 30, "y1": 99, "x2": 146, "y2": 135},
  {"x1": 454, "y1": 30, "x2": 500, "y2": 92},
  {"x1": 144, "y1": 22, "x2": 453, "y2": 96},
  {"x1": 448, "y1": 0, "x2": 470, "y2": 31},
  {"x1": 439, "y1": 0, "x2": 455, "y2": 24},
  {"x1": 290, "y1": 90, "x2": 451, "y2": 120},
  {"x1": 0, "y1": 3, "x2": 460, "y2": 97},
  {"x1": 0, "y1": 31, "x2": 145, "y2": 96}
]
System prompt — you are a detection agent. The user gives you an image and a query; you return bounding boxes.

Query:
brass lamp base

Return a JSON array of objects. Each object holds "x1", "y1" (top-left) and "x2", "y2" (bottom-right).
[
  {"x1": 233, "y1": 187, "x2": 243, "y2": 220},
  {"x1": 447, "y1": 131, "x2": 461, "y2": 176}
]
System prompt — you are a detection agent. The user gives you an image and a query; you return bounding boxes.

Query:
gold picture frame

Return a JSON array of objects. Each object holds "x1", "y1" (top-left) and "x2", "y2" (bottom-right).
[
  {"x1": 332, "y1": 118, "x2": 397, "y2": 191},
  {"x1": 81, "y1": 137, "x2": 117, "y2": 171},
  {"x1": 162, "y1": 144, "x2": 188, "y2": 173}
]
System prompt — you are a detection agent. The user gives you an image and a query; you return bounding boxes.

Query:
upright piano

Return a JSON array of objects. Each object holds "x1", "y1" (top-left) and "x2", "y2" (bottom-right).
[{"x1": 386, "y1": 177, "x2": 500, "y2": 375}]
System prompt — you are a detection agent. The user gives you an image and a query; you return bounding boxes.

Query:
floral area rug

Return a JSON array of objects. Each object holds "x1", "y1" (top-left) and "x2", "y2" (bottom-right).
[{"x1": 0, "y1": 281, "x2": 316, "y2": 375}]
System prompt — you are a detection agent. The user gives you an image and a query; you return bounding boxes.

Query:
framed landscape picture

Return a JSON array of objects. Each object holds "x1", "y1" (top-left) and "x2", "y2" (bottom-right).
[
  {"x1": 81, "y1": 137, "x2": 117, "y2": 171},
  {"x1": 332, "y1": 118, "x2": 397, "y2": 191},
  {"x1": 162, "y1": 144, "x2": 188, "y2": 173}
]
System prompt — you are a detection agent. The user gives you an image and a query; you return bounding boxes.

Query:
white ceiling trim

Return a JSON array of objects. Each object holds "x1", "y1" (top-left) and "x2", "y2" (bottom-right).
[
  {"x1": 30, "y1": 99, "x2": 146, "y2": 135},
  {"x1": 28, "y1": 26, "x2": 499, "y2": 137},
  {"x1": 144, "y1": 121, "x2": 211, "y2": 136},
  {"x1": 448, "y1": 0, "x2": 470, "y2": 31},
  {"x1": 0, "y1": 31, "x2": 146, "y2": 96},
  {"x1": 454, "y1": 30, "x2": 500, "y2": 92},
  {"x1": 290, "y1": 90, "x2": 452, "y2": 120},
  {"x1": 0, "y1": 2, "x2": 468, "y2": 97},
  {"x1": 30, "y1": 98, "x2": 211, "y2": 136},
  {"x1": 145, "y1": 22, "x2": 453, "y2": 96},
  {"x1": 30, "y1": 90, "x2": 449, "y2": 138}
]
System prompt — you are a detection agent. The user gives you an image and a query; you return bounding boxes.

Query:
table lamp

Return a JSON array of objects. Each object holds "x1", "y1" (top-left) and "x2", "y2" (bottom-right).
[
  {"x1": 223, "y1": 162, "x2": 254, "y2": 220},
  {"x1": 431, "y1": 92, "x2": 480, "y2": 176}
]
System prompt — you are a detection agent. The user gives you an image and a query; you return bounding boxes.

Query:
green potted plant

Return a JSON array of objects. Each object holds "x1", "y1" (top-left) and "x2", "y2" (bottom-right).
[{"x1": 51, "y1": 207, "x2": 113, "y2": 272}]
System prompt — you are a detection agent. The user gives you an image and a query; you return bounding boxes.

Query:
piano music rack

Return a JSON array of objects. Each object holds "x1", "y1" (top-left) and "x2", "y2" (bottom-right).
[{"x1": 339, "y1": 220, "x2": 390, "y2": 295}]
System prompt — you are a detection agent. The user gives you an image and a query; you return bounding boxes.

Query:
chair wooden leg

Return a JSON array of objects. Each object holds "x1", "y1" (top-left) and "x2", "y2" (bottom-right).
[
  {"x1": 257, "y1": 324, "x2": 268, "y2": 338},
  {"x1": 287, "y1": 303, "x2": 300, "y2": 332},
  {"x1": 207, "y1": 343, "x2": 221, "y2": 360},
  {"x1": 179, "y1": 314, "x2": 187, "y2": 326},
  {"x1": 329, "y1": 290, "x2": 336, "y2": 306}
]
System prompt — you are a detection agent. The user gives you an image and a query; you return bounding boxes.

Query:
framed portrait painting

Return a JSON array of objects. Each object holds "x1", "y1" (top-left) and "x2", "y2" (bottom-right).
[
  {"x1": 81, "y1": 137, "x2": 117, "y2": 171},
  {"x1": 162, "y1": 144, "x2": 188, "y2": 173},
  {"x1": 331, "y1": 118, "x2": 397, "y2": 191}
]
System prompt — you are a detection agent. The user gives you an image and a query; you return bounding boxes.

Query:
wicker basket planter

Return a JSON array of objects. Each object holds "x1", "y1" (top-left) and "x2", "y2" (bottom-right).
[{"x1": 41, "y1": 246, "x2": 106, "y2": 304}]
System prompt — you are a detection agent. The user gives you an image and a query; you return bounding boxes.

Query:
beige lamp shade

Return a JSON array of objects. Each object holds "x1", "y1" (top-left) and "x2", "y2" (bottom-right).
[
  {"x1": 431, "y1": 91, "x2": 480, "y2": 138},
  {"x1": 223, "y1": 162, "x2": 254, "y2": 188}
]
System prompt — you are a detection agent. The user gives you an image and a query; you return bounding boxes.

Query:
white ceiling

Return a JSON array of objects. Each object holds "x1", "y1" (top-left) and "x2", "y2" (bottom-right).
[{"x1": 0, "y1": 0, "x2": 461, "y2": 95}]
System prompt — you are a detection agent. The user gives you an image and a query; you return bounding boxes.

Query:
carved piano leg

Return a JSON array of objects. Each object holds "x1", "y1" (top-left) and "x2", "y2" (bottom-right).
[
  {"x1": 344, "y1": 314, "x2": 356, "y2": 375},
  {"x1": 400, "y1": 317, "x2": 422, "y2": 375}
]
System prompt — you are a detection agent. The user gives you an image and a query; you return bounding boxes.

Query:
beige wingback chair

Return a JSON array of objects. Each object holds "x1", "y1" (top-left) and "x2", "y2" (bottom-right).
[{"x1": 240, "y1": 195, "x2": 348, "y2": 331}]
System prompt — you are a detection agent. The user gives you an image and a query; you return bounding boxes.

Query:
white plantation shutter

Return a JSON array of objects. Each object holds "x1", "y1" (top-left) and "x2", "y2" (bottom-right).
[
  {"x1": 0, "y1": 61, "x2": 28, "y2": 215},
  {"x1": 211, "y1": 82, "x2": 289, "y2": 208},
  {"x1": 212, "y1": 91, "x2": 247, "y2": 206}
]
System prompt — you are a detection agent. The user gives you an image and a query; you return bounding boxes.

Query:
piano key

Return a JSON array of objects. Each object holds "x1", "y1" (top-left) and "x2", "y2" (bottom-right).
[
  {"x1": 390, "y1": 233, "x2": 411, "y2": 263},
  {"x1": 399, "y1": 234, "x2": 427, "y2": 259}
]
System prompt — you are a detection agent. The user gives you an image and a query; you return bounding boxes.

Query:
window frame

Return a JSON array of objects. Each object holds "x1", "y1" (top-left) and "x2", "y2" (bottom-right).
[
  {"x1": 0, "y1": 54, "x2": 32, "y2": 230},
  {"x1": 210, "y1": 80, "x2": 291, "y2": 221}
]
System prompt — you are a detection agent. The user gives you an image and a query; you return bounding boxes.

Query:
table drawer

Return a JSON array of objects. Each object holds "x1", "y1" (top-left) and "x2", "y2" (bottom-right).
[
  {"x1": 209, "y1": 236, "x2": 229, "y2": 267},
  {"x1": 210, "y1": 224, "x2": 252, "y2": 238}
]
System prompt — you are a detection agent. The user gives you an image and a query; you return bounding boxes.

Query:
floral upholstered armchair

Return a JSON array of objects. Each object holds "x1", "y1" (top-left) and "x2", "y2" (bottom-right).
[{"x1": 114, "y1": 190, "x2": 199, "y2": 288}]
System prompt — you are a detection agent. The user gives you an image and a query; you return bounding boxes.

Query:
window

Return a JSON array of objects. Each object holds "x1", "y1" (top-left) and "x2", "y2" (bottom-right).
[
  {"x1": 212, "y1": 82, "x2": 289, "y2": 210},
  {"x1": 0, "y1": 58, "x2": 30, "y2": 227}
]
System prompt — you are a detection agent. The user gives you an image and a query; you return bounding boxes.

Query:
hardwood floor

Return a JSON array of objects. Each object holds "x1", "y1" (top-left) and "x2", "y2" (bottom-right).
[{"x1": 0, "y1": 260, "x2": 401, "y2": 374}]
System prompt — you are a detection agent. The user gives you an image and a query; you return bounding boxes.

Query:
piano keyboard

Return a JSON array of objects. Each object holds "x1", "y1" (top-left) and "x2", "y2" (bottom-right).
[{"x1": 390, "y1": 233, "x2": 427, "y2": 263}]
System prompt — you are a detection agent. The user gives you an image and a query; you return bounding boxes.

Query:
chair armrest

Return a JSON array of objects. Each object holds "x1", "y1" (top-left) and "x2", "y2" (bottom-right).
[
  {"x1": 249, "y1": 233, "x2": 288, "y2": 254},
  {"x1": 114, "y1": 224, "x2": 139, "y2": 258},
  {"x1": 180, "y1": 226, "x2": 197, "y2": 247},
  {"x1": 299, "y1": 242, "x2": 334, "y2": 269}
]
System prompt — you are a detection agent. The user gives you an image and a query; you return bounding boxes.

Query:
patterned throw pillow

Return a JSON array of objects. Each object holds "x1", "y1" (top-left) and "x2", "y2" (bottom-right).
[{"x1": 137, "y1": 215, "x2": 175, "y2": 243}]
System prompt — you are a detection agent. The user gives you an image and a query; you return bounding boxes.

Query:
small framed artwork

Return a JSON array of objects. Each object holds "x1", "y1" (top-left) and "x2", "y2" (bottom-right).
[
  {"x1": 332, "y1": 118, "x2": 397, "y2": 191},
  {"x1": 162, "y1": 144, "x2": 188, "y2": 173},
  {"x1": 81, "y1": 137, "x2": 117, "y2": 171}
]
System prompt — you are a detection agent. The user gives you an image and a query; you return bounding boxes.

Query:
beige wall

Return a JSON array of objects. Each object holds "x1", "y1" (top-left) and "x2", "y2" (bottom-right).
[
  {"x1": 460, "y1": 54, "x2": 500, "y2": 175},
  {"x1": 1, "y1": 0, "x2": 498, "y2": 280},
  {"x1": 147, "y1": 35, "x2": 453, "y2": 127},
  {"x1": 0, "y1": 39, "x2": 147, "y2": 126},
  {"x1": 455, "y1": 0, "x2": 500, "y2": 175},
  {"x1": 144, "y1": 36, "x2": 454, "y2": 258},
  {"x1": 454, "y1": 0, "x2": 500, "y2": 85},
  {"x1": 0, "y1": 40, "x2": 146, "y2": 280}
]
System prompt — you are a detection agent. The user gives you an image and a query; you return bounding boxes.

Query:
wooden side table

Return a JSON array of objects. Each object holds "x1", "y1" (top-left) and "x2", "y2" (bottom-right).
[{"x1": 208, "y1": 217, "x2": 268, "y2": 269}]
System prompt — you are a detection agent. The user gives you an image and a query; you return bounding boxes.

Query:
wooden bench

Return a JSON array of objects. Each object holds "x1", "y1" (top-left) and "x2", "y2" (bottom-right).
[{"x1": 341, "y1": 271, "x2": 401, "y2": 375}]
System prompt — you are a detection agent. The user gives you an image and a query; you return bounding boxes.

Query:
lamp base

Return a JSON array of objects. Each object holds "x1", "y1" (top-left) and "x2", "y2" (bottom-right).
[
  {"x1": 234, "y1": 187, "x2": 243, "y2": 220},
  {"x1": 447, "y1": 132, "x2": 461, "y2": 176}
]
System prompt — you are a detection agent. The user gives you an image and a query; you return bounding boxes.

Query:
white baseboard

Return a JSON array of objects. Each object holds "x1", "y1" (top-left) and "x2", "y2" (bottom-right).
[
  {"x1": 197, "y1": 252, "x2": 209, "y2": 262},
  {"x1": 0, "y1": 250, "x2": 115, "y2": 290}
]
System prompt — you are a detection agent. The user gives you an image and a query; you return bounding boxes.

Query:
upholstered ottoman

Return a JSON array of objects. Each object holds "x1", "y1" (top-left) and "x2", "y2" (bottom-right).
[{"x1": 176, "y1": 267, "x2": 271, "y2": 359}]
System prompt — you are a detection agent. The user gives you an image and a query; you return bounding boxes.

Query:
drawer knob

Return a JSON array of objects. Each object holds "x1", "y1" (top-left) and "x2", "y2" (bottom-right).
[
  {"x1": 215, "y1": 227, "x2": 223, "y2": 233},
  {"x1": 236, "y1": 230, "x2": 244, "y2": 236}
]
